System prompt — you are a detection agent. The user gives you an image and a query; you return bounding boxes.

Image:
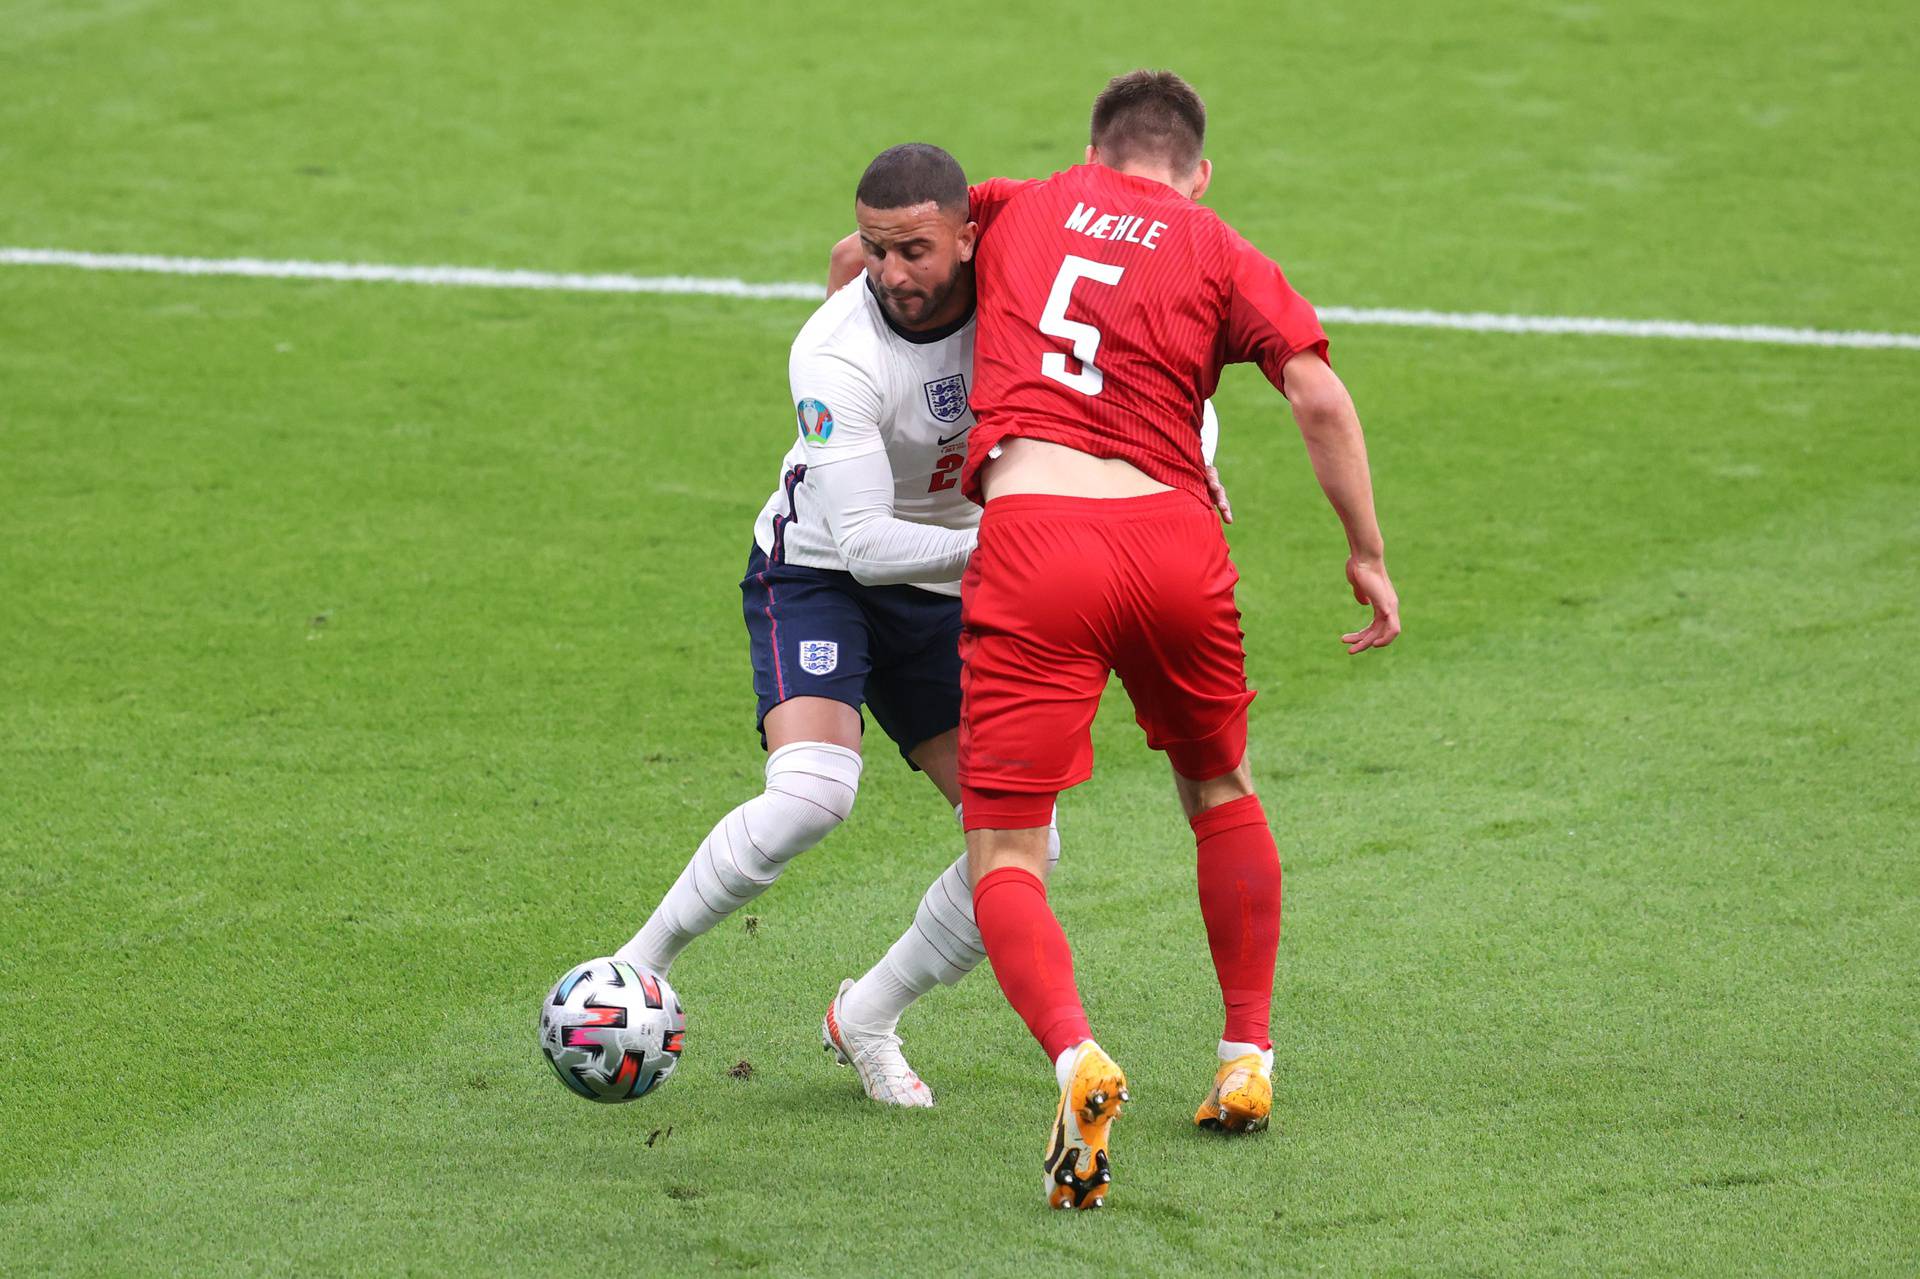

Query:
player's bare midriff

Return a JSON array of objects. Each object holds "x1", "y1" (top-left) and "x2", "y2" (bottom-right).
[{"x1": 978, "y1": 437, "x2": 1174, "y2": 502}]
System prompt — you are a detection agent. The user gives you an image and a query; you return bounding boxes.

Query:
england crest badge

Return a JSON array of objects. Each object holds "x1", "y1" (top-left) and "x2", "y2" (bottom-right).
[
  {"x1": 923, "y1": 374, "x2": 968, "y2": 425},
  {"x1": 799, "y1": 640, "x2": 839, "y2": 675}
]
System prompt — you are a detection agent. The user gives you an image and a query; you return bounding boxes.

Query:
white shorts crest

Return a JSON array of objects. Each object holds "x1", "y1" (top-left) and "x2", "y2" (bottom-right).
[{"x1": 799, "y1": 640, "x2": 839, "y2": 675}]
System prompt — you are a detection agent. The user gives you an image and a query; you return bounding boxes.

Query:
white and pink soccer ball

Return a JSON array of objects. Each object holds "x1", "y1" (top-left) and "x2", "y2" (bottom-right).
[{"x1": 539, "y1": 958, "x2": 686, "y2": 1103}]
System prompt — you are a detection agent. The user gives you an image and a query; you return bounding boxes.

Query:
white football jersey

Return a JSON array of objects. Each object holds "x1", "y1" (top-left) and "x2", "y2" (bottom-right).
[{"x1": 753, "y1": 279, "x2": 980, "y2": 597}]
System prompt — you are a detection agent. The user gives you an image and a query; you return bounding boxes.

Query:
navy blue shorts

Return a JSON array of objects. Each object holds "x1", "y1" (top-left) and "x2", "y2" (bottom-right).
[{"x1": 741, "y1": 544, "x2": 963, "y2": 766}]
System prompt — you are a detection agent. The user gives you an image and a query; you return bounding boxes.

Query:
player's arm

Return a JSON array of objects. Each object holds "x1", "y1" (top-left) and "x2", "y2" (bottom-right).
[
  {"x1": 828, "y1": 234, "x2": 863, "y2": 291},
  {"x1": 792, "y1": 352, "x2": 976, "y2": 586},
  {"x1": 808, "y1": 455, "x2": 976, "y2": 585},
  {"x1": 1281, "y1": 354, "x2": 1399, "y2": 653},
  {"x1": 1222, "y1": 228, "x2": 1397, "y2": 651}
]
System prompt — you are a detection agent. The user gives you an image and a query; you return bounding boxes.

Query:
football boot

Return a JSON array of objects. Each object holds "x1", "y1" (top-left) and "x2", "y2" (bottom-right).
[
  {"x1": 1043, "y1": 1042, "x2": 1129, "y2": 1210},
  {"x1": 821, "y1": 979, "x2": 934, "y2": 1108},
  {"x1": 1194, "y1": 1051, "x2": 1272, "y2": 1133}
]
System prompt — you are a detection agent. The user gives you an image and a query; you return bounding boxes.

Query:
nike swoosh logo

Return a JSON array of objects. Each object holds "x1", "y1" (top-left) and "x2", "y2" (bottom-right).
[{"x1": 937, "y1": 427, "x2": 970, "y2": 446}]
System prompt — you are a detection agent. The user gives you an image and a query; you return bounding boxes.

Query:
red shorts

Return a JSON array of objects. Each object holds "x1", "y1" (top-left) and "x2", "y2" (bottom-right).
[{"x1": 958, "y1": 489, "x2": 1255, "y2": 830}]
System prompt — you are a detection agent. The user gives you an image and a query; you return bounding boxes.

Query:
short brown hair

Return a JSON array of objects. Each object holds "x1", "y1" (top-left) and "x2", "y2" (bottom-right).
[{"x1": 1089, "y1": 70, "x2": 1206, "y2": 174}]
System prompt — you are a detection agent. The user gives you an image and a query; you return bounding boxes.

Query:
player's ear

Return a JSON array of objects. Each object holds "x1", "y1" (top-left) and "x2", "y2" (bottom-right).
[
  {"x1": 957, "y1": 220, "x2": 979, "y2": 263},
  {"x1": 1084, "y1": 143, "x2": 1097, "y2": 165},
  {"x1": 1189, "y1": 158, "x2": 1213, "y2": 201}
]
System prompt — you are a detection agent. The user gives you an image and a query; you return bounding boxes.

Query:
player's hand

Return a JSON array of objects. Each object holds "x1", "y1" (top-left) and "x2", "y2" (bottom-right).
[
  {"x1": 1342, "y1": 555, "x2": 1400, "y2": 654},
  {"x1": 1206, "y1": 465, "x2": 1233, "y2": 525}
]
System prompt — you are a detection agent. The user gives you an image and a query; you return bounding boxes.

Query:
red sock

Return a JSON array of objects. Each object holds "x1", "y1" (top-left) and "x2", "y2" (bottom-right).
[
  {"x1": 972, "y1": 866, "x2": 1092, "y2": 1062},
  {"x1": 1192, "y1": 794, "x2": 1282, "y2": 1050}
]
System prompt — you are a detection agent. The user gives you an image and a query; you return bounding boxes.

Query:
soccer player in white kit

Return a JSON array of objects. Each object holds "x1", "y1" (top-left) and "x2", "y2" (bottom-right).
[{"x1": 612, "y1": 144, "x2": 1033, "y2": 1106}]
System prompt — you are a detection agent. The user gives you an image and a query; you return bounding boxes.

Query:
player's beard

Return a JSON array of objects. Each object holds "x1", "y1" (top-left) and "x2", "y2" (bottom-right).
[{"x1": 882, "y1": 267, "x2": 962, "y2": 330}]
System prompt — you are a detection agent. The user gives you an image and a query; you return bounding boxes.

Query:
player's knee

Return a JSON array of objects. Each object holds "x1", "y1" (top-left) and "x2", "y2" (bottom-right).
[
  {"x1": 953, "y1": 799, "x2": 1059, "y2": 879},
  {"x1": 1175, "y1": 756, "x2": 1255, "y2": 820},
  {"x1": 760, "y1": 740, "x2": 864, "y2": 848}
]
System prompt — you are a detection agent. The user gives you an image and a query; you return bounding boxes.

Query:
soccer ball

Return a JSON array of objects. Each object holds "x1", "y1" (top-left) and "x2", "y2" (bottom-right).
[{"x1": 539, "y1": 958, "x2": 686, "y2": 1103}]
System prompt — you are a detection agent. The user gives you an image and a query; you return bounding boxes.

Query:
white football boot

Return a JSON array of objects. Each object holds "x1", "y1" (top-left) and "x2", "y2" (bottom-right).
[{"x1": 821, "y1": 978, "x2": 935, "y2": 1108}]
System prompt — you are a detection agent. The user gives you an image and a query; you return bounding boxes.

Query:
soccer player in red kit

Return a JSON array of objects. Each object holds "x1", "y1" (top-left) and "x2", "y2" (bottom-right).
[{"x1": 957, "y1": 70, "x2": 1401, "y2": 1209}]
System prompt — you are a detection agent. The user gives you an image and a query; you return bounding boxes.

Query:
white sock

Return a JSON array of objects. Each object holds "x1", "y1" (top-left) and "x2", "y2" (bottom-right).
[
  {"x1": 615, "y1": 741, "x2": 862, "y2": 974},
  {"x1": 836, "y1": 960, "x2": 919, "y2": 1031},
  {"x1": 838, "y1": 805, "x2": 1061, "y2": 1031},
  {"x1": 1054, "y1": 1039, "x2": 1095, "y2": 1091},
  {"x1": 1219, "y1": 1040, "x2": 1274, "y2": 1076}
]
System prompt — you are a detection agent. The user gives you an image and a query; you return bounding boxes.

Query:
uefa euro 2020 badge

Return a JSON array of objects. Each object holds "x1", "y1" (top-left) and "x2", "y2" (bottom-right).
[
  {"x1": 799, "y1": 640, "x2": 839, "y2": 675},
  {"x1": 797, "y1": 398, "x2": 834, "y2": 442}
]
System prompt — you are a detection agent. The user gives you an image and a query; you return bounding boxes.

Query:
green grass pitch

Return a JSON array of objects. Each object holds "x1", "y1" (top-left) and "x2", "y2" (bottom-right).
[{"x1": 3, "y1": 0, "x2": 1916, "y2": 1274}]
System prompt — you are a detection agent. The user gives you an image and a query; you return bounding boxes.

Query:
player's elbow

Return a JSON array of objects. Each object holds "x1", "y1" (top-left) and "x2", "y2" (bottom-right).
[
  {"x1": 828, "y1": 234, "x2": 864, "y2": 291},
  {"x1": 836, "y1": 531, "x2": 899, "y2": 587},
  {"x1": 844, "y1": 559, "x2": 890, "y2": 587},
  {"x1": 843, "y1": 553, "x2": 919, "y2": 588},
  {"x1": 1287, "y1": 377, "x2": 1354, "y2": 438},
  {"x1": 1282, "y1": 351, "x2": 1349, "y2": 424}
]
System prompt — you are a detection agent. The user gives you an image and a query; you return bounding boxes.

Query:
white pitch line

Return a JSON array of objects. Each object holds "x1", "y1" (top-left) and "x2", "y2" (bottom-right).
[
  {"x1": 0, "y1": 247, "x2": 823, "y2": 301},
  {"x1": 1315, "y1": 305, "x2": 1920, "y2": 351},
  {"x1": 5, "y1": 246, "x2": 1917, "y2": 351}
]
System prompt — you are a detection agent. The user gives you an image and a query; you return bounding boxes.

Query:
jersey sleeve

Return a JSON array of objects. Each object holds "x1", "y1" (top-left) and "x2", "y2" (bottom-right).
[
  {"x1": 787, "y1": 344, "x2": 886, "y2": 465},
  {"x1": 968, "y1": 177, "x2": 1040, "y2": 235},
  {"x1": 1221, "y1": 228, "x2": 1330, "y2": 394},
  {"x1": 804, "y1": 451, "x2": 976, "y2": 585},
  {"x1": 785, "y1": 335, "x2": 976, "y2": 585}
]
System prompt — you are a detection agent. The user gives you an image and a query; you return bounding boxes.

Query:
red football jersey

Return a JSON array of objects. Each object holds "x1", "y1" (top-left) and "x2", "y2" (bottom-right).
[{"x1": 962, "y1": 165, "x2": 1328, "y2": 505}]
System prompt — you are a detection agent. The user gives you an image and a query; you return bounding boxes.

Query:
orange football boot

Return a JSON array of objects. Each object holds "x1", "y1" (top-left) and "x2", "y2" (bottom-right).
[
  {"x1": 1194, "y1": 1053, "x2": 1272, "y2": 1133},
  {"x1": 1043, "y1": 1043, "x2": 1129, "y2": 1210}
]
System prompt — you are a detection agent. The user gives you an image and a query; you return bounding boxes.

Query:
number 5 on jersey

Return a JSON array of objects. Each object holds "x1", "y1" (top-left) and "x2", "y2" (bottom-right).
[{"x1": 1039, "y1": 256, "x2": 1125, "y2": 397}]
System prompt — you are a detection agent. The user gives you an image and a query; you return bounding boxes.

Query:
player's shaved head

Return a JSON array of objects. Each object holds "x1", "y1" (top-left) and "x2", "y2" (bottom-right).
[
  {"x1": 855, "y1": 143, "x2": 970, "y2": 218},
  {"x1": 1090, "y1": 69, "x2": 1207, "y2": 176},
  {"x1": 854, "y1": 143, "x2": 977, "y2": 332}
]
